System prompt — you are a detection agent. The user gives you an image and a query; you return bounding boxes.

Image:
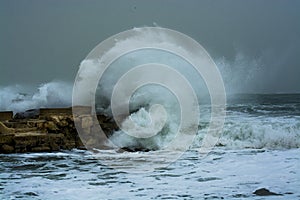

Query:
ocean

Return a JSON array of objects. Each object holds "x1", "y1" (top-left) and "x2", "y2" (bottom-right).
[
  {"x1": 1, "y1": 94, "x2": 299, "y2": 199},
  {"x1": 1, "y1": 1, "x2": 300, "y2": 199}
]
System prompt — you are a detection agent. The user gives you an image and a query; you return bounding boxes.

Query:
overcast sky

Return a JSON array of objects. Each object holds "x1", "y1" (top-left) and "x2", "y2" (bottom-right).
[{"x1": 1, "y1": 0, "x2": 300, "y2": 93}]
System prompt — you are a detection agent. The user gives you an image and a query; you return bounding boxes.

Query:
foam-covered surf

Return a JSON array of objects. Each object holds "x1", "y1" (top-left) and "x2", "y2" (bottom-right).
[
  {"x1": 106, "y1": 94, "x2": 300, "y2": 150},
  {"x1": 194, "y1": 94, "x2": 300, "y2": 150},
  {"x1": 1, "y1": 149, "x2": 299, "y2": 199}
]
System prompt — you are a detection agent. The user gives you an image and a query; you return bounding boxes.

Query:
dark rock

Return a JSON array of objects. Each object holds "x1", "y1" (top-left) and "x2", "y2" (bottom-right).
[
  {"x1": 14, "y1": 109, "x2": 39, "y2": 119},
  {"x1": 0, "y1": 122, "x2": 14, "y2": 134},
  {"x1": 0, "y1": 111, "x2": 13, "y2": 121},
  {"x1": 0, "y1": 144, "x2": 15, "y2": 153},
  {"x1": 121, "y1": 147, "x2": 151, "y2": 152},
  {"x1": 0, "y1": 134, "x2": 14, "y2": 144},
  {"x1": 31, "y1": 146, "x2": 51, "y2": 152},
  {"x1": 285, "y1": 192, "x2": 294, "y2": 195},
  {"x1": 24, "y1": 192, "x2": 38, "y2": 196},
  {"x1": 253, "y1": 188, "x2": 282, "y2": 196}
]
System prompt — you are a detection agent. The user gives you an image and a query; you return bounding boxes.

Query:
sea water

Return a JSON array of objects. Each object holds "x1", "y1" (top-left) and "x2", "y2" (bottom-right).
[{"x1": 1, "y1": 94, "x2": 299, "y2": 199}]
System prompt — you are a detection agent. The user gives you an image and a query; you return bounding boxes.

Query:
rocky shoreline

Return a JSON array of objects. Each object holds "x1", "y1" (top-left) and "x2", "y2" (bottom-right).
[{"x1": 0, "y1": 107, "x2": 118, "y2": 154}]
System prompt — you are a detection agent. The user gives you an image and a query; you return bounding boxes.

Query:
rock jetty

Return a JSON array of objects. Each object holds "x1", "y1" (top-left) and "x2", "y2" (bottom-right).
[{"x1": 0, "y1": 107, "x2": 118, "y2": 154}]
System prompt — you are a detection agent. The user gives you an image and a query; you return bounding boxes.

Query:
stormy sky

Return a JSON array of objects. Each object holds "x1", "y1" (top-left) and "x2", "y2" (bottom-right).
[{"x1": 0, "y1": 0, "x2": 300, "y2": 93}]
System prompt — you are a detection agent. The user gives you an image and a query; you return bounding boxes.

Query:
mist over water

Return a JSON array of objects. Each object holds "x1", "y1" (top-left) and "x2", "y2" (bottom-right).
[
  {"x1": 0, "y1": 52, "x2": 263, "y2": 113},
  {"x1": 0, "y1": 81, "x2": 72, "y2": 113},
  {"x1": 0, "y1": 50, "x2": 292, "y2": 114},
  {"x1": 216, "y1": 52, "x2": 262, "y2": 94}
]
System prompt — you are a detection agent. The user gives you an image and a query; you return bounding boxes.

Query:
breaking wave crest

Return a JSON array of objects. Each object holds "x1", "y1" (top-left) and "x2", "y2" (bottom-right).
[{"x1": 195, "y1": 116, "x2": 300, "y2": 150}]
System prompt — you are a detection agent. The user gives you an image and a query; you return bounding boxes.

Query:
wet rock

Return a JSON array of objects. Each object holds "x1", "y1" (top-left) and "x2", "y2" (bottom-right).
[
  {"x1": 253, "y1": 188, "x2": 282, "y2": 196},
  {"x1": 96, "y1": 115, "x2": 119, "y2": 140},
  {"x1": 0, "y1": 111, "x2": 13, "y2": 121},
  {"x1": 31, "y1": 146, "x2": 51, "y2": 152},
  {"x1": 45, "y1": 121, "x2": 59, "y2": 132},
  {"x1": 14, "y1": 109, "x2": 39, "y2": 119},
  {"x1": 0, "y1": 144, "x2": 15, "y2": 153},
  {"x1": 0, "y1": 107, "x2": 121, "y2": 153},
  {"x1": 24, "y1": 192, "x2": 38, "y2": 196},
  {"x1": 0, "y1": 134, "x2": 14, "y2": 144},
  {"x1": 121, "y1": 147, "x2": 153, "y2": 152},
  {"x1": 0, "y1": 122, "x2": 14, "y2": 134}
]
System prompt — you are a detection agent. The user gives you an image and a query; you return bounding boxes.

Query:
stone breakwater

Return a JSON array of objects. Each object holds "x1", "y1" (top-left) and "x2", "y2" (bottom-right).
[{"x1": 0, "y1": 107, "x2": 118, "y2": 154}]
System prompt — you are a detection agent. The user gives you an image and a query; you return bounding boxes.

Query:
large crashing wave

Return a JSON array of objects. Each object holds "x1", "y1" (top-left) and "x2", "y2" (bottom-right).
[
  {"x1": 73, "y1": 28, "x2": 217, "y2": 151},
  {"x1": 0, "y1": 39, "x2": 299, "y2": 150},
  {"x1": 1, "y1": 79, "x2": 299, "y2": 151}
]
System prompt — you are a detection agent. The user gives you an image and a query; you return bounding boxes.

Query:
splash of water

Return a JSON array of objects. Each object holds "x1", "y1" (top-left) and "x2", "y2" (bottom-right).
[{"x1": 0, "y1": 81, "x2": 72, "y2": 113}]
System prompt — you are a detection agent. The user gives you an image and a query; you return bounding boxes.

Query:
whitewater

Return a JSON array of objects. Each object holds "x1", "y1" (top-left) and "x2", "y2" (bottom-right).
[
  {"x1": 0, "y1": 27, "x2": 299, "y2": 199},
  {"x1": 1, "y1": 83, "x2": 299, "y2": 199}
]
